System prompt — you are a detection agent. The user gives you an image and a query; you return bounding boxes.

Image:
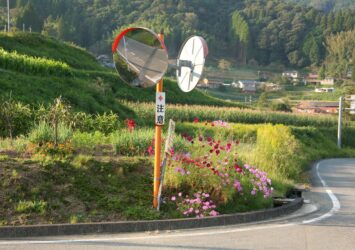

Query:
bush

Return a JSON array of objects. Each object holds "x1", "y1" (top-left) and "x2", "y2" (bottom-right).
[
  {"x1": 28, "y1": 122, "x2": 72, "y2": 144},
  {"x1": 111, "y1": 128, "x2": 155, "y2": 156},
  {"x1": 254, "y1": 124, "x2": 300, "y2": 179},
  {"x1": 0, "y1": 97, "x2": 32, "y2": 138},
  {"x1": 71, "y1": 111, "x2": 120, "y2": 134},
  {"x1": 270, "y1": 102, "x2": 292, "y2": 112},
  {"x1": 15, "y1": 200, "x2": 47, "y2": 215},
  {"x1": 72, "y1": 131, "x2": 109, "y2": 150}
]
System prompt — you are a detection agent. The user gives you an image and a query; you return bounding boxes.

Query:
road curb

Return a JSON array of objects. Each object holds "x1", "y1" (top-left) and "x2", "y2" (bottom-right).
[{"x1": 0, "y1": 198, "x2": 303, "y2": 238}]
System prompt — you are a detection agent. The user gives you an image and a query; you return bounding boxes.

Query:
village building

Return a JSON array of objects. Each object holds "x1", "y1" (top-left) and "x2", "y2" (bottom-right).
[
  {"x1": 305, "y1": 73, "x2": 320, "y2": 85},
  {"x1": 197, "y1": 78, "x2": 221, "y2": 89},
  {"x1": 320, "y1": 77, "x2": 335, "y2": 85},
  {"x1": 282, "y1": 71, "x2": 299, "y2": 79},
  {"x1": 296, "y1": 101, "x2": 339, "y2": 114},
  {"x1": 238, "y1": 80, "x2": 257, "y2": 93}
]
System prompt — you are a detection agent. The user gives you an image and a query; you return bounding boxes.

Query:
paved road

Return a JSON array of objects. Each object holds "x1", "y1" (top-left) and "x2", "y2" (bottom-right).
[{"x1": 1, "y1": 158, "x2": 355, "y2": 250}]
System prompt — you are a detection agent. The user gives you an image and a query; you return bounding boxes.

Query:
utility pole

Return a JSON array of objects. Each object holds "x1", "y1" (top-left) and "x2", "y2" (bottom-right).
[
  {"x1": 337, "y1": 96, "x2": 343, "y2": 149},
  {"x1": 7, "y1": 0, "x2": 10, "y2": 32}
]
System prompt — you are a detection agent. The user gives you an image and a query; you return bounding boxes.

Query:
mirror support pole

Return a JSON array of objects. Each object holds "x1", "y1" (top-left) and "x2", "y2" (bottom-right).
[{"x1": 153, "y1": 34, "x2": 164, "y2": 209}]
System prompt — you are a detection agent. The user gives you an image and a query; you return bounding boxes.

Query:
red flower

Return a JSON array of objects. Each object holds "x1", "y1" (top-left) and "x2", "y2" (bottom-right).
[
  {"x1": 193, "y1": 118, "x2": 199, "y2": 123},
  {"x1": 215, "y1": 150, "x2": 220, "y2": 155},
  {"x1": 147, "y1": 145, "x2": 154, "y2": 156},
  {"x1": 234, "y1": 163, "x2": 243, "y2": 173},
  {"x1": 125, "y1": 119, "x2": 136, "y2": 132}
]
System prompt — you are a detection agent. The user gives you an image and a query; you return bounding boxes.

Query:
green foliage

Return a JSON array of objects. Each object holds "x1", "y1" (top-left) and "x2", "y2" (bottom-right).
[
  {"x1": 0, "y1": 32, "x2": 101, "y2": 70},
  {"x1": 270, "y1": 102, "x2": 292, "y2": 112},
  {"x1": 0, "y1": 48, "x2": 72, "y2": 76},
  {"x1": 72, "y1": 131, "x2": 109, "y2": 150},
  {"x1": 111, "y1": 128, "x2": 154, "y2": 156},
  {"x1": 254, "y1": 124, "x2": 300, "y2": 179},
  {"x1": 4, "y1": 0, "x2": 355, "y2": 68},
  {"x1": 72, "y1": 112, "x2": 120, "y2": 134},
  {"x1": 126, "y1": 102, "x2": 338, "y2": 128},
  {"x1": 0, "y1": 95, "x2": 32, "y2": 138},
  {"x1": 16, "y1": 200, "x2": 47, "y2": 215},
  {"x1": 28, "y1": 121, "x2": 72, "y2": 144},
  {"x1": 257, "y1": 92, "x2": 269, "y2": 108},
  {"x1": 325, "y1": 29, "x2": 355, "y2": 77}
]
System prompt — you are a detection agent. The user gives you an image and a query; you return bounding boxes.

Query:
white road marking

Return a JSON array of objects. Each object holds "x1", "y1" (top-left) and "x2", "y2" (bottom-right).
[
  {"x1": 302, "y1": 161, "x2": 341, "y2": 224},
  {"x1": 0, "y1": 161, "x2": 342, "y2": 245},
  {"x1": 0, "y1": 223, "x2": 297, "y2": 245}
]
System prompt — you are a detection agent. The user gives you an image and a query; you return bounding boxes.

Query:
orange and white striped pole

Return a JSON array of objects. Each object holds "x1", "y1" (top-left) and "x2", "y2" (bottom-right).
[{"x1": 153, "y1": 33, "x2": 164, "y2": 208}]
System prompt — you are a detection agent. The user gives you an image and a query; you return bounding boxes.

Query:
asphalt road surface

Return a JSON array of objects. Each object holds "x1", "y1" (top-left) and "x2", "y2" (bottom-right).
[{"x1": 1, "y1": 158, "x2": 355, "y2": 250}]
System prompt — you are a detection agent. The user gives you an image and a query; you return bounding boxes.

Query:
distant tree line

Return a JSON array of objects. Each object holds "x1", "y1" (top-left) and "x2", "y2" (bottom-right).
[{"x1": 2, "y1": 0, "x2": 355, "y2": 71}]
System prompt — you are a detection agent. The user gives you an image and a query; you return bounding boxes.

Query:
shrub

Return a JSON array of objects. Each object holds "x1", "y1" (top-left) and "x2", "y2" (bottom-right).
[
  {"x1": 270, "y1": 102, "x2": 292, "y2": 112},
  {"x1": 72, "y1": 131, "x2": 109, "y2": 150},
  {"x1": 0, "y1": 96, "x2": 32, "y2": 138},
  {"x1": 71, "y1": 111, "x2": 120, "y2": 134},
  {"x1": 28, "y1": 121, "x2": 53, "y2": 144},
  {"x1": 254, "y1": 124, "x2": 300, "y2": 179},
  {"x1": 15, "y1": 200, "x2": 47, "y2": 215},
  {"x1": 28, "y1": 121, "x2": 72, "y2": 144},
  {"x1": 111, "y1": 128, "x2": 155, "y2": 156}
]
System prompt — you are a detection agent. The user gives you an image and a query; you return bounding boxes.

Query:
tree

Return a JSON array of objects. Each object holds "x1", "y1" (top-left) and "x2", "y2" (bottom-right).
[
  {"x1": 325, "y1": 29, "x2": 355, "y2": 77},
  {"x1": 41, "y1": 16, "x2": 59, "y2": 38},
  {"x1": 231, "y1": 11, "x2": 250, "y2": 64},
  {"x1": 218, "y1": 59, "x2": 231, "y2": 71},
  {"x1": 0, "y1": 95, "x2": 31, "y2": 139},
  {"x1": 16, "y1": 2, "x2": 42, "y2": 32},
  {"x1": 319, "y1": 65, "x2": 326, "y2": 80},
  {"x1": 271, "y1": 102, "x2": 292, "y2": 112},
  {"x1": 257, "y1": 92, "x2": 269, "y2": 109}
]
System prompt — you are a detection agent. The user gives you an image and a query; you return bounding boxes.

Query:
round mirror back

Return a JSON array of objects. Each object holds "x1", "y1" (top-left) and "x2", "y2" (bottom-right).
[
  {"x1": 176, "y1": 36, "x2": 208, "y2": 92},
  {"x1": 112, "y1": 27, "x2": 169, "y2": 88}
]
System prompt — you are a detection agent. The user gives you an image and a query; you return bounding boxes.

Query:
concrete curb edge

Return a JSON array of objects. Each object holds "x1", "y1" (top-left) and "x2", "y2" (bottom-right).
[{"x1": 0, "y1": 198, "x2": 303, "y2": 238}]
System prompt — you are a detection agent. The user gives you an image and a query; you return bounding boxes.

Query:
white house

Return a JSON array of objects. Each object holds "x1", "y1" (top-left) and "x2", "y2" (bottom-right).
[
  {"x1": 282, "y1": 71, "x2": 299, "y2": 79},
  {"x1": 320, "y1": 77, "x2": 335, "y2": 85},
  {"x1": 238, "y1": 80, "x2": 256, "y2": 93}
]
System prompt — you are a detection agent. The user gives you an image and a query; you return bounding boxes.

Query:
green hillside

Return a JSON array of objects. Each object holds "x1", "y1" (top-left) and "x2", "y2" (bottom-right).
[{"x1": 0, "y1": 32, "x2": 239, "y2": 117}]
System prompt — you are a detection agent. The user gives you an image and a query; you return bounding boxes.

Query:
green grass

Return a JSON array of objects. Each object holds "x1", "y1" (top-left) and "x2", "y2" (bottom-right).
[
  {"x1": 0, "y1": 32, "x2": 102, "y2": 71},
  {"x1": 0, "y1": 157, "x2": 159, "y2": 225},
  {"x1": 0, "y1": 32, "x2": 240, "y2": 118},
  {"x1": 1, "y1": 121, "x2": 354, "y2": 225}
]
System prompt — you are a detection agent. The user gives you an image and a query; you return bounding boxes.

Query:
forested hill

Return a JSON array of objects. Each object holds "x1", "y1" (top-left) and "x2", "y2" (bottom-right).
[
  {"x1": 1, "y1": 0, "x2": 355, "y2": 69},
  {"x1": 288, "y1": 0, "x2": 355, "y2": 12}
]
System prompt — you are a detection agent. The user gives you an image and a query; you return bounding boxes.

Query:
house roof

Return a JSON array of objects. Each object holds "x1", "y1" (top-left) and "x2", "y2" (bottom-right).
[
  {"x1": 238, "y1": 80, "x2": 256, "y2": 84},
  {"x1": 298, "y1": 101, "x2": 339, "y2": 109}
]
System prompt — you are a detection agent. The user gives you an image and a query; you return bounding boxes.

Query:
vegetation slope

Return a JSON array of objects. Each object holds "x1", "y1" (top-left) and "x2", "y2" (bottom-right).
[{"x1": 0, "y1": 32, "x2": 239, "y2": 117}]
